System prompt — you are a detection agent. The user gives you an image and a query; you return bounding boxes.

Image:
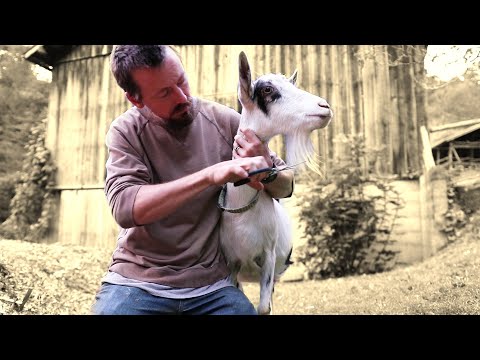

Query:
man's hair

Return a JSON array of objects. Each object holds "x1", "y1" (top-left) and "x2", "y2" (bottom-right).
[{"x1": 110, "y1": 45, "x2": 169, "y2": 102}]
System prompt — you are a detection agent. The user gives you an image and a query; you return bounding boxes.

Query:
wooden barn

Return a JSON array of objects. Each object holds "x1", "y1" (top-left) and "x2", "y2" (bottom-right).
[
  {"x1": 424, "y1": 118, "x2": 480, "y2": 216},
  {"x1": 24, "y1": 45, "x2": 442, "y2": 263},
  {"x1": 429, "y1": 118, "x2": 480, "y2": 169}
]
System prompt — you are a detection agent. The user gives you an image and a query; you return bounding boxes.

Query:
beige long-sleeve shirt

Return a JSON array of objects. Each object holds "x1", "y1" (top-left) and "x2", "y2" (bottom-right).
[{"x1": 104, "y1": 97, "x2": 244, "y2": 288}]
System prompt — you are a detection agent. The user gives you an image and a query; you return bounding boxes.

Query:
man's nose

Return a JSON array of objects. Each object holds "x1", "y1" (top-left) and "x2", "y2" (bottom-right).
[{"x1": 173, "y1": 86, "x2": 187, "y2": 103}]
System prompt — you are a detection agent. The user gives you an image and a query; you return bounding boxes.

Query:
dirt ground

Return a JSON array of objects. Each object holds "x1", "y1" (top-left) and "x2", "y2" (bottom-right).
[{"x1": 1, "y1": 210, "x2": 479, "y2": 315}]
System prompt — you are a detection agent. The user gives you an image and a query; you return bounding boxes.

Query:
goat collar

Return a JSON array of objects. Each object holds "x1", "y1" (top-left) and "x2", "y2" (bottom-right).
[{"x1": 217, "y1": 184, "x2": 260, "y2": 213}]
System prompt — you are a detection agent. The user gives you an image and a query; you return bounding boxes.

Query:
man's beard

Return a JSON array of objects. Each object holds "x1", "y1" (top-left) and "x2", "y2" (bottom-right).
[
  {"x1": 166, "y1": 100, "x2": 194, "y2": 131},
  {"x1": 143, "y1": 98, "x2": 195, "y2": 131}
]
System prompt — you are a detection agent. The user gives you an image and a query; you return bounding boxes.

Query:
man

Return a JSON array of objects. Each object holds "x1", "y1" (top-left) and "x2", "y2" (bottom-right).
[{"x1": 91, "y1": 45, "x2": 294, "y2": 315}]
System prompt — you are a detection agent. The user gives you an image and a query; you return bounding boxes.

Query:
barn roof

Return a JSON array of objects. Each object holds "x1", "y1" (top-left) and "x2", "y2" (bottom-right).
[
  {"x1": 23, "y1": 45, "x2": 75, "y2": 70},
  {"x1": 429, "y1": 118, "x2": 480, "y2": 148}
]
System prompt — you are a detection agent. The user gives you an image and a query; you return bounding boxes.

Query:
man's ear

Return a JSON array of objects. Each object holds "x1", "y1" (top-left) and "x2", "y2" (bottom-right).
[{"x1": 126, "y1": 92, "x2": 144, "y2": 108}]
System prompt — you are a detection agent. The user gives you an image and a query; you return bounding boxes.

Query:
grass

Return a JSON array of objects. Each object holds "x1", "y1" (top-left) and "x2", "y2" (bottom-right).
[
  {"x1": 1, "y1": 212, "x2": 479, "y2": 315},
  {"x1": 243, "y1": 211, "x2": 480, "y2": 315}
]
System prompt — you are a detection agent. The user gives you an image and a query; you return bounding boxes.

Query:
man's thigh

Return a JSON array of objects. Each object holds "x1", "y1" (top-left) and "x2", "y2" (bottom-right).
[{"x1": 91, "y1": 283, "x2": 178, "y2": 315}]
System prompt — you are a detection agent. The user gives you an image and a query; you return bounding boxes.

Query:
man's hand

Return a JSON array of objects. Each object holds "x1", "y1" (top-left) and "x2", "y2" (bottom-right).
[
  {"x1": 206, "y1": 156, "x2": 269, "y2": 190},
  {"x1": 232, "y1": 128, "x2": 273, "y2": 189}
]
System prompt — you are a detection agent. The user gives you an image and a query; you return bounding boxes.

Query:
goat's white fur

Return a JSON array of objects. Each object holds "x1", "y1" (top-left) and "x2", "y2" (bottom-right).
[{"x1": 220, "y1": 52, "x2": 332, "y2": 315}]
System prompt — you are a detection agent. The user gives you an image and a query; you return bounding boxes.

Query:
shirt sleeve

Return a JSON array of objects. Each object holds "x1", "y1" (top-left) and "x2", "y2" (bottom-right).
[
  {"x1": 104, "y1": 123, "x2": 150, "y2": 228},
  {"x1": 268, "y1": 150, "x2": 294, "y2": 198}
]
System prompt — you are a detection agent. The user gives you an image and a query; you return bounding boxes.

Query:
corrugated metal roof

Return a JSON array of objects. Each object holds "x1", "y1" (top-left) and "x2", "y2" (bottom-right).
[
  {"x1": 23, "y1": 45, "x2": 75, "y2": 70},
  {"x1": 429, "y1": 119, "x2": 480, "y2": 148}
]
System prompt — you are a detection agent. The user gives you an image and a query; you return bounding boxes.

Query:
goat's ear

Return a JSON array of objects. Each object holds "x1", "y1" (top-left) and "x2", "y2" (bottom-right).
[
  {"x1": 288, "y1": 69, "x2": 298, "y2": 85},
  {"x1": 238, "y1": 51, "x2": 254, "y2": 108}
]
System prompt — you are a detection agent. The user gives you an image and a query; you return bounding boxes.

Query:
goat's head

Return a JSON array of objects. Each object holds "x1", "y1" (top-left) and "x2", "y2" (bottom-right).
[{"x1": 238, "y1": 51, "x2": 333, "y2": 175}]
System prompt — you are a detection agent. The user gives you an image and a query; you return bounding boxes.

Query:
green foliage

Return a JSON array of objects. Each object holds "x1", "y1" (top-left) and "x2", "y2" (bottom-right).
[
  {"x1": 0, "y1": 45, "x2": 51, "y2": 177},
  {"x1": 0, "y1": 173, "x2": 17, "y2": 222},
  {"x1": 296, "y1": 134, "x2": 400, "y2": 279},
  {"x1": 438, "y1": 173, "x2": 468, "y2": 244},
  {"x1": 0, "y1": 118, "x2": 56, "y2": 242},
  {"x1": 426, "y1": 76, "x2": 480, "y2": 127}
]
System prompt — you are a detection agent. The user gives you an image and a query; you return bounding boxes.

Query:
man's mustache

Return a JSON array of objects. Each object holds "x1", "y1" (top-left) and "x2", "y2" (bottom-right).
[{"x1": 173, "y1": 102, "x2": 191, "y2": 113}]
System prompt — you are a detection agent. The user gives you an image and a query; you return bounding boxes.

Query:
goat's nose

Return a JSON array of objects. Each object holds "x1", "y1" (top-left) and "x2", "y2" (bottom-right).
[{"x1": 318, "y1": 98, "x2": 330, "y2": 109}]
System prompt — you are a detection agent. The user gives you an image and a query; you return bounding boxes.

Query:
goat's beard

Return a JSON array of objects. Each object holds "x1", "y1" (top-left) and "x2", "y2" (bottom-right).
[{"x1": 285, "y1": 130, "x2": 324, "y2": 177}]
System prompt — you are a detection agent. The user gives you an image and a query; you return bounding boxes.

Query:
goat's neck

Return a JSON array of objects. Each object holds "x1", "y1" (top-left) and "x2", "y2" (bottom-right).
[
  {"x1": 225, "y1": 114, "x2": 270, "y2": 208},
  {"x1": 239, "y1": 114, "x2": 314, "y2": 167},
  {"x1": 225, "y1": 181, "x2": 259, "y2": 209},
  {"x1": 240, "y1": 114, "x2": 319, "y2": 173},
  {"x1": 239, "y1": 115, "x2": 272, "y2": 143}
]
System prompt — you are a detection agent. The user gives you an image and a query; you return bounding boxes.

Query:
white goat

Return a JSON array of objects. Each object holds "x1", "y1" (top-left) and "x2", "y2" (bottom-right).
[{"x1": 219, "y1": 51, "x2": 333, "y2": 315}]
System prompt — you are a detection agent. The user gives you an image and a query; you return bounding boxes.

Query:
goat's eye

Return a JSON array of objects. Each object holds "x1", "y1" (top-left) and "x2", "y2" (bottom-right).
[{"x1": 262, "y1": 86, "x2": 273, "y2": 95}]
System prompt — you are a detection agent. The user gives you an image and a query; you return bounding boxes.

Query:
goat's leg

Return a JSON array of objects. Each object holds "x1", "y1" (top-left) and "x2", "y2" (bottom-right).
[
  {"x1": 257, "y1": 248, "x2": 276, "y2": 315},
  {"x1": 229, "y1": 260, "x2": 243, "y2": 290},
  {"x1": 269, "y1": 285, "x2": 275, "y2": 315}
]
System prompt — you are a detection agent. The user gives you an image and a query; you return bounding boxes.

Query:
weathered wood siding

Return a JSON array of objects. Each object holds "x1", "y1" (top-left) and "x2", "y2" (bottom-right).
[
  {"x1": 176, "y1": 45, "x2": 426, "y2": 176},
  {"x1": 46, "y1": 45, "x2": 127, "y2": 246},
  {"x1": 45, "y1": 45, "x2": 427, "y2": 248}
]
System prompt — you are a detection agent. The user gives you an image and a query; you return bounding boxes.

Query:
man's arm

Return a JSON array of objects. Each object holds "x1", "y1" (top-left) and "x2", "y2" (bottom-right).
[
  {"x1": 105, "y1": 124, "x2": 272, "y2": 227},
  {"x1": 132, "y1": 157, "x2": 269, "y2": 225},
  {"x1": 262, "y1": 168, "x2": 294, "y2": 199}
]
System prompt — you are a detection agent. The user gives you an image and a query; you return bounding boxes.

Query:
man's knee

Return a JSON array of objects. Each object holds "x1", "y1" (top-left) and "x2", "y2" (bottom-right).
[
  {"x1": 215, "y1": 286, "x2": 257, "y2": 315},
  {"x1": 91, "y1": 283, "x2": 144, "y2": 315}
]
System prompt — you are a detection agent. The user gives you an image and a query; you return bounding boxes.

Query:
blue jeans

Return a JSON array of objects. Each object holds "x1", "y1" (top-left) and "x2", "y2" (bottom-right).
[{"x1": 91, "y1": 283, "x2": 257, "y2": 315}]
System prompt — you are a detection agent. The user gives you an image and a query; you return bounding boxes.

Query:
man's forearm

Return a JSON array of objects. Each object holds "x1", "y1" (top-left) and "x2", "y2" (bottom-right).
[
  {"x1": 264, "y1": 169, "x2": 294, "y2": 199},
  {"x1": 132, "y1": 156, "x2": 270, "y2": 225},
  {"x1": 133, "y1": 169, "x2": 212, "y2": 226}
]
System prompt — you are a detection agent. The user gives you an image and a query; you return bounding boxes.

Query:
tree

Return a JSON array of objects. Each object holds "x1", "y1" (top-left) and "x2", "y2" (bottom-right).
[
  {"x1": 0, "y1": 45, "x2": 51, "y2": 223},
  {"x1": 424, "y1": 45, "x2": 480, "y2": 83},
  {"x1": 423, "y1": 46, "x2": 480, "y2": 127},
  {"x1": 0, "y1": 45, "x2": 51, "y2": 176}
]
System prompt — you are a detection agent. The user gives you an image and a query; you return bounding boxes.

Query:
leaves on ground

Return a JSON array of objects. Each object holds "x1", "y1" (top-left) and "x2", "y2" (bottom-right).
[{"x1": 1, "y1": 212, "x2": 479, "y2": 315}]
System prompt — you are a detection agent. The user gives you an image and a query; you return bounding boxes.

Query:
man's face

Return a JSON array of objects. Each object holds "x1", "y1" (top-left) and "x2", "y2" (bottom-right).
[{"x1": 129, "y1": 48, "x2": 194, "y2": 129}]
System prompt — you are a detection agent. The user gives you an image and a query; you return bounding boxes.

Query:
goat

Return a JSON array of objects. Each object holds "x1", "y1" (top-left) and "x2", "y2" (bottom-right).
[{"x1": 219, "y1": 51, "x2": 333, "y2": 315}]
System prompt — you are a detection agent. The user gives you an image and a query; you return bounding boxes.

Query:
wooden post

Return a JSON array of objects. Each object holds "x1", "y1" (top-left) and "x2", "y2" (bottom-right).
[
  {"x1": 448, "y1": 143, "x2": 453, "y2": 170},
  {"x1": 420, "y1": 125, "x2": 435, "y2": 171}
]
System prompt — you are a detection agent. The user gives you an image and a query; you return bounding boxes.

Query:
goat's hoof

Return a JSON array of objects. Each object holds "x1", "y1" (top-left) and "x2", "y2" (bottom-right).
[{"x1": 257, "y1": 305, "x2": 271, "y2": 315}]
